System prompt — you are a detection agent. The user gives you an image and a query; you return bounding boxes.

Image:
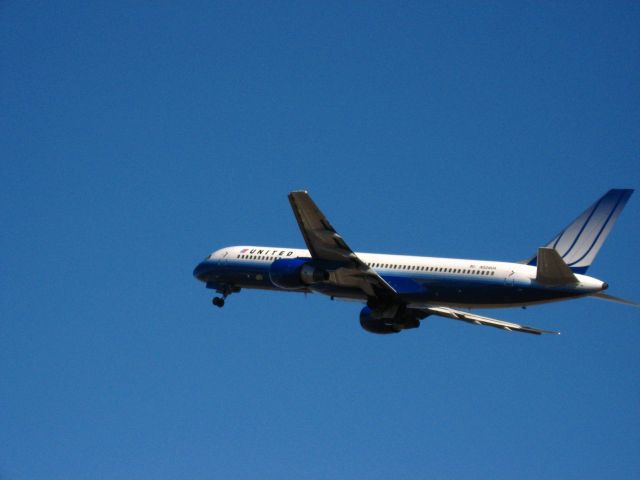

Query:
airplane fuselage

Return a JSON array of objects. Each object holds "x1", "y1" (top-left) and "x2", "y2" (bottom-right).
[{"x1": 194, "y1": 245, "x2": 607, "y2": 309}]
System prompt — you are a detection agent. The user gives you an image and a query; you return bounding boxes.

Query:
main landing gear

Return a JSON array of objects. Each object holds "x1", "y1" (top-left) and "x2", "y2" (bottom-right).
[{"x1": 211, "y1": 285, "x2": 240, "y2": 308}]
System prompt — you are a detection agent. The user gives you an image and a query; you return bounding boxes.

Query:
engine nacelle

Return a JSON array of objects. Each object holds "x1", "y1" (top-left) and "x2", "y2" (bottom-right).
[
  {"x1": 300, "y1": 263, "x2": 330, "y2": 284},
  {"x1": 269, "y1": 258, "x2": 329, "y2": 290},
  {"x1": 359, "y1": 306, "x2": 421, "y2": 335}
]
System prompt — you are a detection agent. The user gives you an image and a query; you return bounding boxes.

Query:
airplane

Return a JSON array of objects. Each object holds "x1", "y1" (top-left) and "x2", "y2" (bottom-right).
[{"x1": 193, "y1": 189, "x2": 637, "y2": 335}]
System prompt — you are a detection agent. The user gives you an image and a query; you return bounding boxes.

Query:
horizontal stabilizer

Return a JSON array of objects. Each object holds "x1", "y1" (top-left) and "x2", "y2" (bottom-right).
[
  {"x1": 536, "y1": 247, "x2": 578, "y2": 285},
  {"x1": 591, "y1": 292, "x2": 640, "y2": 307}
]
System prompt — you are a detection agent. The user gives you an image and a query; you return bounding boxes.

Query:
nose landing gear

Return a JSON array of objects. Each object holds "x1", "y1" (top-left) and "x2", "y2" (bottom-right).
[
  {"x1": 210, "y1": 284, "x2": 240, "y2": 308},
  {"x1": 212, "y1": 297, "x2": 225, "y2": 308}
]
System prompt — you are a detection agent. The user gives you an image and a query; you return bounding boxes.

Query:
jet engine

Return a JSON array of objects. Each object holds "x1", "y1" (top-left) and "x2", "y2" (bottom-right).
[
  {"x1": 269, "y1": 258, "x2": 330, "y2": 290},
  {"x1": 359, "y1": 306, "x2": 422, "y2": 334}
]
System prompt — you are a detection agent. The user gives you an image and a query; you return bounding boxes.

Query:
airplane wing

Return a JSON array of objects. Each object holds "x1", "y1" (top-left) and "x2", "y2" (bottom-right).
[
  {"x1": 422, "y1": 306, "x2": 560, "y2": 335},
  {"x1": 288, "y1": 191, "x2": 398, "y2": 300}
]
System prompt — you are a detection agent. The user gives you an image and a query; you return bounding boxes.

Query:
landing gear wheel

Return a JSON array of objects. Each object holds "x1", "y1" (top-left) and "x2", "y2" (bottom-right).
[{"x1": 212, "y1": 297, "x2": 225, "y2": 308}]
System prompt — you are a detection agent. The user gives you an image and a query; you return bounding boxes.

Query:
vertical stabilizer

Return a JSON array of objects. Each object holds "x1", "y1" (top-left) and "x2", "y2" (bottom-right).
[{"x1": 526, "y1": 189, "x2": 633, "y2": 273}]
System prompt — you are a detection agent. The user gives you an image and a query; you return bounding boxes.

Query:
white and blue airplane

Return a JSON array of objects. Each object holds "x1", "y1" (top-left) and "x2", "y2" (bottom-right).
[{"x1": 194, "y1": 189, "x2": 636, "y2": 335}]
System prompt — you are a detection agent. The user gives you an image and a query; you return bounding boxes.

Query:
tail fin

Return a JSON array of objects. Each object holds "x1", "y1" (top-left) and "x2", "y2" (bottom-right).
[{"x1": 526, "y1": 189, "x2": 634, "y2": 274}]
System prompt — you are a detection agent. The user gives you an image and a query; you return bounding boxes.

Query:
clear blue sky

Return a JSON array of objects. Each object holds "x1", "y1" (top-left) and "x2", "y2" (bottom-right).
[{"x1": 2, "y1": 2, "x2": 639, "y2": 478}]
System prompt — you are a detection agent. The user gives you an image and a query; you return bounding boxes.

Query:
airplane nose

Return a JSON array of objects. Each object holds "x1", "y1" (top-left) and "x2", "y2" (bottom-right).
[{"x1": 193, "y1": 262, "x2": 209, "y2": 282}]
